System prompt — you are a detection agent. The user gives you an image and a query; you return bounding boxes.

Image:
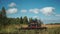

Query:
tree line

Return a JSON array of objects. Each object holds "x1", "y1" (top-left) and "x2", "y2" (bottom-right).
[{"x1": 0, "y1": 7, "x2": 43, "y2": 26}]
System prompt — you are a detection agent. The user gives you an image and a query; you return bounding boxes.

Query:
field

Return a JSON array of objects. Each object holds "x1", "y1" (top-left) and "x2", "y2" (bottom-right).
[
  {"x1": 42, "y1": 24, "x2": 60, "y2": 28},
  {"x1": 0, "y1": 24, "x2": 60, "y2": 34}
]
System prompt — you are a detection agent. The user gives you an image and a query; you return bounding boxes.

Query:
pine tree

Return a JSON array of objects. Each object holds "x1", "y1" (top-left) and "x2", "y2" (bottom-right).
[
  {"x1": 2, "y1": 7, "x2": 7, "y2": 18},
  {"x1": 20, "y1": 16, "x2": 23, "y2": 24},
  {"x1": 0, "y1": 11, "x2": 2, "y2": 18},
  {"x1": 29, "y1": 18, "x2": 33, "y2": 23},
  {"x1": 1, "y1": 7, "x2": 7, "y2": 26},
  {"x1": 0, "y1": 11, "x2": 2, "y2": 25},
  {"x1": 23, "y1": 16, "x2": 28, "y2": 24}
]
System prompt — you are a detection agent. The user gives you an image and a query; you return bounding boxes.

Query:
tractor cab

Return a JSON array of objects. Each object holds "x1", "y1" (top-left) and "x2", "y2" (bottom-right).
[{"x1": 28, "y1": 20, "x2": 40, "y2": 28}]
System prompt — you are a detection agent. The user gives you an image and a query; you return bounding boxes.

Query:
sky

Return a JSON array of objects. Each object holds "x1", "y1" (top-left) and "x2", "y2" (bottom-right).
[{"x1": 0, "y1": 0, "x2": 60, "y2": 24}]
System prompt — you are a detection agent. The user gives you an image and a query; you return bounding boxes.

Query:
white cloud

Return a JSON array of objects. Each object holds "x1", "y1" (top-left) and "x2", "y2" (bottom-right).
[
  {"x1": 40, "y1": 7, "x2": 55, "y2": 16},
  {"x1": 9, "y1": 2, "x2": 16, "y2": 7},
  {"x1": 29, "y1": 7, "x2": 55, "y2": 15},
  {"x1": 33, "y1": 16, "x2": 40, "y2": 19},
  {"x1": 21, "y1": 9, "x2": 27, "y2": 13},
  {"x1": 29, "y1": 8, "x2": 39, "y2": 14},
  {"x1": 7, "y1": 8, "x2": 18, "y2": 14},
  {"x1": 55, "y1": 14, "x2": 60, "y2": 16}
]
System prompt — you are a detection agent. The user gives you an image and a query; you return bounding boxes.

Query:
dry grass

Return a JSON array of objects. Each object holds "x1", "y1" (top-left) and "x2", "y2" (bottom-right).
[
  {"x1": 42, "y1": 24, "x2": 60, "y2": 29},
  {"x1": 0, "y1": 24, "x2": 60, "y2": 34},
  {"x1": 5, "y1": 24, "x2": 60, "y2": 29},
  {"x1": 14, "y1": 24, "x2": 60, "y2": 29}
]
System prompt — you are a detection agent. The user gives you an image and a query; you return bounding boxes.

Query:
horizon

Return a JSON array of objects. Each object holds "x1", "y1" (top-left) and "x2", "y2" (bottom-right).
[{"x1": 0, "y1": 0, "x2": 60, "y2": 24}]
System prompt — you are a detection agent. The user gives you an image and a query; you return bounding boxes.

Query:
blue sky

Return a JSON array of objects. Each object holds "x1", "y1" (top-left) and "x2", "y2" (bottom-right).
[{"x1": 0, "y1": 0, "x2": 60, "y2": 24}]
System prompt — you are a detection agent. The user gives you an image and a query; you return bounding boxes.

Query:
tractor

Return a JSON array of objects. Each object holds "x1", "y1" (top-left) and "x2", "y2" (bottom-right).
[{"x1": 21, "y1": 19, "x2": 47, "y2": 30}]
